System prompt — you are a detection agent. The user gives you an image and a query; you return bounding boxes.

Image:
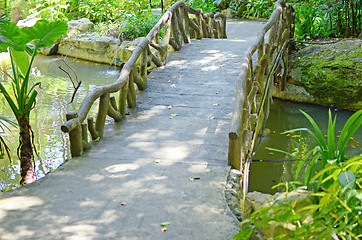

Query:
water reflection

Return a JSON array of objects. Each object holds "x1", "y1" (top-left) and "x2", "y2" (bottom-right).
[
  {"x1": 0, "y1": 55, "x2": 119, "y2": 191},
  {"x1": 249, "y1": 98, "x2": 362, "y2": 194}
]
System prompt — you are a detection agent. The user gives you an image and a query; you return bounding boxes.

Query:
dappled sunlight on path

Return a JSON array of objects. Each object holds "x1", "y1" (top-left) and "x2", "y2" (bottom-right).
[{"x1": 0, "y1": 20, "x2": 263, "y2": 240}]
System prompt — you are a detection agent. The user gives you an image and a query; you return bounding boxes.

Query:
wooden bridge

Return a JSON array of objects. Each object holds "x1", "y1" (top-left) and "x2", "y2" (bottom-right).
[{"x1": 0, "y1": 1, "x2": 295, "y2": 239}]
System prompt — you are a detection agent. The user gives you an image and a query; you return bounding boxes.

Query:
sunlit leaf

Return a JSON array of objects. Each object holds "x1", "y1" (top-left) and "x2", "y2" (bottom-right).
[
  {"x1": 338, "y1": 170, "x2": 355, "y2": 189},
  {"x1": 160, "y1": 222, "x2": 171, "y2": 226}
]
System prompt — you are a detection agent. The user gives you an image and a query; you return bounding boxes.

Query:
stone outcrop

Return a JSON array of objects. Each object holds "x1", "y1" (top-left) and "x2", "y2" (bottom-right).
[
  {"x1": 244, "y1": 190, "x2": 314, "y2": 240},
  {"x1": 66, "y1": 18, "x2": 94, "y2": 36},
  {"x1": 274, "y1": 40, "x2": 362, "y2": 111}
]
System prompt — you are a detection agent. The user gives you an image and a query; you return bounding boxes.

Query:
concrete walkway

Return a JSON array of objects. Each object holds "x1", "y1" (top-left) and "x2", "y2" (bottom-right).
[{"x1": 0, "y1": 20, "x2": 263, "y2": 240}]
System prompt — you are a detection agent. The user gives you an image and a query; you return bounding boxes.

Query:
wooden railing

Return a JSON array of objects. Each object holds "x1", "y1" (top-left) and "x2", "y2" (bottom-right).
[
  {"x1": 61, "y1": 1, "x2": 227, "y2": 157},
  {"x1": 228, "y1": 0, "x2": 295, "y2": 194}
]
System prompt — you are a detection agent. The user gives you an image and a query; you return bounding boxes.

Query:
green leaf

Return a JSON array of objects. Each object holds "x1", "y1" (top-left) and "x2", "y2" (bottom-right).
[
  {"x1": 21, "y1": 20, "x2": 68, "y2": 48},
  {"x1": 338, "y1": 170, "x2": 355, "y2": 189},
  {"x1": 0, "y1": 21, "x2": 30, "y2": 51},
  {"x1": 0, "y1": 82, "x2": 19, "y2": 120},
  {"x1": 300, "y1": 110, "x2": 327, "y2": 150},
  {"x1": 9, "y1": 48, "x2": 29, "y2": 78},
  {"x1": 327, "y1": 109, "x2": 336, "y2": 160},
  {"x1": 336, "y1": 109, "x2": 362, "y2": 162},
  {"x1": 160, "y1": 222, "x2": 171, "y2": 226},
  {"x1": 232, "y1": 226, "x2": 253, "y2": 240}
]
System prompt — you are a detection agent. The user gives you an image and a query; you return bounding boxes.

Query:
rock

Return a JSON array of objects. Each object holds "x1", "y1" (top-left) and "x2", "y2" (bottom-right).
[
  {"x1": 244, "y1": 191, "x2": 273, "y2": 219},
  {"x1": 58, "y1": 35, "x2": 118, "y2": 64},
  {"x1": 67, "y1": 18, "x2": 94, "y2": 36},
  {"x1": 286, "y1": 40, "x2": 362, "y2": 111},
  {"x1": 39, "y1": 44, "x2": 59, "y2": 56},
  {"x1": 244, "y1": 190, "x2": 314, "y2": 240}
]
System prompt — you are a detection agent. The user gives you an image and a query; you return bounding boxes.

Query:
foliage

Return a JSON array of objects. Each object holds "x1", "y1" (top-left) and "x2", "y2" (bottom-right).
[
  {"x1": 268, "y1": 109, "x2": 362, "y2": 191},
  {"x1": 230, "y1": 0, "x2": 274, "y2": 19},
  {"x1": 234, "y1": 155, "x2": 362, "y2": 240},
  {"x1": 5, "y1": 0, "x2": 164, "y2": 41},
  {"x1": 0, "y1": 18, "x2": 67, "y2": 184},
  {"x1": 291, "y1": 0, "x2": 362, "y2": 39},
  {"x1": 94, "y1": 12, "x2": 161, "y2": 41},
  {"x1": 0, "y1": 20, "x2": 68, "y2": 120},
  {"x1": 234, "y1": 110, "x2": 362, "y2": 239},
  {"x1": 184, "y1": 0, "x2": 221, "y2": 13}
]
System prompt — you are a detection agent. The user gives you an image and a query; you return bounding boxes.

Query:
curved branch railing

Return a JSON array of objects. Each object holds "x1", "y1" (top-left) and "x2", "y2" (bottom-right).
[
  {"x1": 228, "y1": 0, "x2": 295, "y2": 194},
  {"x1": 61, "y1": 1, "x2": 227, "y2": 157}
]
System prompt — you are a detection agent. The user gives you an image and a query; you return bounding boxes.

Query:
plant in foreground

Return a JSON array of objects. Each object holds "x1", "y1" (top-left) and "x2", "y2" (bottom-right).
[
  {"x1": 268, "y1": 109, "x2": 362, "y2": 192},
  {"x1": 0, "y1": 19, "x2": 67, "y2": 185},
  {"x1": 234, "y1": 109, "x2": 362, "y2": 239},
  {"x1": 233, "y1": 155, "x2": 362, "y2": 240}
]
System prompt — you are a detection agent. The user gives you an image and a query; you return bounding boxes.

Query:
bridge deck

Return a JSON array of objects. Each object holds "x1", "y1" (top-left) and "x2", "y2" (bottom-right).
[{"x1": 0, "y1": 20, "x2": 263, "y2": 240}]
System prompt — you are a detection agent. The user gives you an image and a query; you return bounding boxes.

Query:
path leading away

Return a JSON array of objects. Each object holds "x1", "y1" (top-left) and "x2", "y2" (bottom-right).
[{"x1": 0, "y1": 20, "x2": 263, "y2": 240}]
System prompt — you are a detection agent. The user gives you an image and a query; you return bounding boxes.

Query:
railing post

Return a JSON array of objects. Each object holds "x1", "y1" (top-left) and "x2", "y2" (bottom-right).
[
  {"x1": 66, "y1": 112, "x2": 83, "y2": 157},
  {"x1": 95, "y1": 93, "x2": 110, "y2": 138}
]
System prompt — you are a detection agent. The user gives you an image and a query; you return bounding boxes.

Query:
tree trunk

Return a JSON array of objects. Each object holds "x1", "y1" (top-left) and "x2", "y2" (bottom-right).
[{"x1": 18, "y1": 115, "x2": 35, "y2": 186}]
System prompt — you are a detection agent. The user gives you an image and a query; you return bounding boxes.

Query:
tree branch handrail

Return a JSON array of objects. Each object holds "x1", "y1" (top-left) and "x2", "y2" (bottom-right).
[
  {"x1": 61, "y1": 1, "x2": 227, "y2": 157},
  {"x1": 228, "y1": 0, "x2": 295, "y2": 172}
]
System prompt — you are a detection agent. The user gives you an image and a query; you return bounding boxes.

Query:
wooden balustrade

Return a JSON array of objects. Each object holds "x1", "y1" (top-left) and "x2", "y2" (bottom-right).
[
  {"x1": 61, "y1": 1, "x2": 227, "y2": 157},
  {"x1": 228, "y1": 0, "x2": 295, "y2": 197}
]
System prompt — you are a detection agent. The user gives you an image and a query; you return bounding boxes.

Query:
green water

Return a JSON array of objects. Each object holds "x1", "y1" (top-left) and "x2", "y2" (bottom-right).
[
  {"x1": 0, "y1": 55, "x2": 120, "y2": 191},
  {"x1": 249, "y1": 98, "x2": 362, "y2": 194}
]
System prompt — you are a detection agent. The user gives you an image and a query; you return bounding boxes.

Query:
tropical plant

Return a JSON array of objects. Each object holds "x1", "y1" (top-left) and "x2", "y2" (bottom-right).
[
  {"x1": 233, "y1": 155, "x2": 362, "y2": 240},
  {"x1": 184, "y1": 0, "x2": 220, "y2": 13},
  {"x1": 0, "y1": 19, "x2": 67, "y2": 185},
  {"x1": 230, "y1": 0, "x2": 273, "y2": 19},
  {"x1": 268, "y1": 109, "x2": 362, "y2": 192},
  {"x1": 292, "y1": 0, "x2": 362, "y2": 39}
]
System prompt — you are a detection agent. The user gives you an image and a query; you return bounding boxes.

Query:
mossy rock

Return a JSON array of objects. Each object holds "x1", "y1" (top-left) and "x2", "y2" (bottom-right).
[{"x1": 289, "y1": 40, "x2": 362, "y2": 111}]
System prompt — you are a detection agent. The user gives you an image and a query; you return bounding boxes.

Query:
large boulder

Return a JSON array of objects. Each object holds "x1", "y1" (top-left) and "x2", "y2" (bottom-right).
[{"x1": 283, "y1": 40, "x2": 362, "y2": 111}]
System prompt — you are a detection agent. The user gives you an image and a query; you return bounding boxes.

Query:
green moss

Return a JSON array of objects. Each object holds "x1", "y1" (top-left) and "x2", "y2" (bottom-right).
[{"x1": 291, "y1": 40, "x2": 362, "y2": 109}]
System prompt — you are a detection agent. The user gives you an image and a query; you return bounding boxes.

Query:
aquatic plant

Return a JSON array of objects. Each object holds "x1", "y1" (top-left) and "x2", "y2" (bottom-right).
[
  {"x1": 268, "y1": 109, "x2": 362, "y2": 191},
  {"x1": 233, "y1": 155, "x2": 362, "y2": 240},
  {"x1": 0, "y1": 19, "x2": 67, "y2": 185}
]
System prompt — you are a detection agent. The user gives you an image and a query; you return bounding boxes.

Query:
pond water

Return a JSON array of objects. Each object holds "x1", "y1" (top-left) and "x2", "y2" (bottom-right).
[
  {"x1": 249, "y1": 98, "x2": 362, "y2": 194},
  {"x1": 0, "y1": 55, "x2": 120, "y2": 191}
]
